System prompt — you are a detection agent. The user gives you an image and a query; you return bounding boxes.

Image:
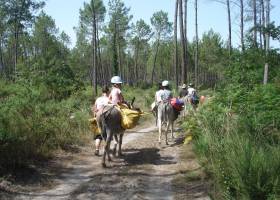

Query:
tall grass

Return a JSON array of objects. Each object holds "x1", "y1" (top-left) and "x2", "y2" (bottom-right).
[
  {"x1": 183, "y1": 84, "x2": 280, "y2": 199},
  {"x1": 0, "y1": 82, "x2": 156, "y2": 171}
]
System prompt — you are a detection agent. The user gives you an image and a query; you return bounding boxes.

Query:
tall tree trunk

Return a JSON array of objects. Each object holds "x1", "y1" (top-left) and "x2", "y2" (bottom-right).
[
  {"x1": 112, "y1": 23, "x2": 118, "y2": 75},
  {"x1": 118, "y1": 45, "x2": 123, "y2": 78},
  {"x1": 174, "y1": 0, "x2": 179, "y2": 87},
  {"x1": 143, "y1": 48, "x2": 148, "y2": 82},
  {"x1": 184, "y1": 0, "x2": 187, "y2": 40},
  {"x1": 117, "y1": 30, "x2": 122, "y2": 78},
  {"x1": 253, "y1": 0, "x2": 257, "y2": 47},
  {"x1": 263, "y1": 0, "x2": 270, "y2": 84},
  {"x1": 240, "y1": 0, "x2": 244, "y2": 51},
  {"x1": 151, "y1": 37, "x2": 160, "y2": 85},
  {"x1": 134, "y1": 41, "x2": 139, "y2": 84},
  {"x1": 92, "y1": 7, "x2": 97, "y2": 96},
  {"x1": 261, "y1": 0, "x2": 266, "y2": 51},
  {"x1": 160, "y1": 61, "x2": 163, "y2": 80},
  {"x1": 126, "y1": 54, "x2": 129, "y2": 85},
  {"x1": 226, "y1": 0, "x2": 232, "y2": 55},
  {"x1": 179, "y1": 0, "x2": 187, "y2": 84},
  {"x1": 184, "y1": 0, "x2": 188, "y2": 83},
  {"x1": 96, "y1": 22, "x2": 105, "y2": 85},
  {"x1": 0, "y1": 36, "x2": 4, "y2": 76},
  {"x1": 266, "y1": 0, "x2": 270, "y2": 49},
  {"x1": 22, "y1": 33, "x2": 28, "y2": 66},
  {"x1": 195, "y1": 0, "x2": 198, "y2": 87},
  {"x1": 259, "y1": 11, "x2": 263, "y2": 49},
  {"x1": 14, "y1": 26, "x2": 19, "y2": 78}
]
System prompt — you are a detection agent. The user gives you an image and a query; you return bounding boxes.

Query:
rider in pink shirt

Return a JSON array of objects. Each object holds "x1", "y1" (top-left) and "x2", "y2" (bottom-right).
[{"x1": 109, "y1": 76, "x2": 125, "y2": 105}]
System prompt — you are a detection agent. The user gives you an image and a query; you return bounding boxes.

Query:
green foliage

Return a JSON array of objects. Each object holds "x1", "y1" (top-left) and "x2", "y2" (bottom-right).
[
  {"x1": 150, "y1": 11, "x2": 172, "y2": 38},
  {"x1": 0, "y1": 80, "x2": 156, "y2": 171},
  {"x1": 254, "y1": 22, "x2": 280, "y2": 42},
  {"x1": 107, "y1": 0, "x2": 132, "y2": 75},
  {"x1": 198, "y1": 29, "x2": 228, "y2": 73},
  {"x1": 183, "y1": 84, "x2": 280, "y2": 199},
  {"x1": 122, "y1": 85, "x2": 155, "y2": 110},
  {"x1": 225, "y1": 48, "x2": 280, "y2": 88},
  {"x1": 0, "y1": 81, "x2": 91, "y2": 169},
  {"x1": 44, "y1": 62, "x2": 82, "y2": 99},
  {"x1": 3, "y1": 0, "x2": 45, "y2": 28},
  {"x1": 80, "y1": 0, "x2": 106, "y2": 27}
]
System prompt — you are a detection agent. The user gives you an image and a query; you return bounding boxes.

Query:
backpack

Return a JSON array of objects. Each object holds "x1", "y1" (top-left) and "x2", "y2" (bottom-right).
[
  {"x1": 171, "y1": 98, "x2": 184, "y2": 111},
  {"x1": 190, "y1": 91, "x2": 199, "y2": 105}
]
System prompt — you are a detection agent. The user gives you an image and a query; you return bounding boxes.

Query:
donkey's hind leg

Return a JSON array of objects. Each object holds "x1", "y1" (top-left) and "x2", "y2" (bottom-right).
[
  {"x1": 158, "y1": 117, "x2": 162, "y2": 144},
  {"x1": 165, "y1": 121, "x2": 170, "y2": 145},
  {"x1": 112, "y1": 134, "x2": 118, "y2": 157},
  {"x1": 102, "y1": 131, "x2": 113, "y2": 167},
  {"x1": 117, "y1": 132, "x2": 124, "y2": 157}
]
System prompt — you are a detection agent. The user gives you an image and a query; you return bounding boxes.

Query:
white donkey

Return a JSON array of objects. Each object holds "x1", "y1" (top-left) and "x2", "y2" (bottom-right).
[
  {"x1": 182, "y1": 95, "x2": 198, "y2": 117},
  {"x1": 181, "y1": 96, "x2": 189, "y2": 118},
  {"x1": 157, "y1": 102, "x2": 178, "y2": 145}
]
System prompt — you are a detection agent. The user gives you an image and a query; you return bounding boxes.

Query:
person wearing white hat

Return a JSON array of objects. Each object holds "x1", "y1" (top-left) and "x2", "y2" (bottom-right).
[
  {"x1": 155, "y1": 82, "x2": 163, "y2": 103},
  {"x1": 109, "y1": 76, "x2": 125, "y2": 105},
  {"x1": 187, "y1": 83, "x2": 199, "y2": 109},
  {"x1": 178, "y1": 83, "x2": 188, "y2": 98},
  {"x1": 151, "y1": 82, "x2": 164, "y2": 126},
  {"x1": 187, "y1": 83, "x2": 196, "y2": 98},
  {"x1": 160, "y1": 80, "x2": 173, "y2": 102}
]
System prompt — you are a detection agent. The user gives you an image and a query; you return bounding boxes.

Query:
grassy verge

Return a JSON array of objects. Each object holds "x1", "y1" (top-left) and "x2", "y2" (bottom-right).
[{"x1": 182, "y1": 84, "x2": 280, "y2": 199}]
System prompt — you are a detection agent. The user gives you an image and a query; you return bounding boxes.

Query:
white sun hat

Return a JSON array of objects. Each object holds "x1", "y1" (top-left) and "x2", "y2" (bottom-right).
[
  {"x1": 162, "y1": 80, "x2": 169, "y2": 87},
  {"x1": 181, "y1": 84, "x2": 187, "y2": 88},
  {"x1": 111, "y1": 76, "x2": 123, "y2": 84}
]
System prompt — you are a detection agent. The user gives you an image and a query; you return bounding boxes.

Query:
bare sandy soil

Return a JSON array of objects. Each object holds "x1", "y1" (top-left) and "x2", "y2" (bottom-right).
[{"x1": 0, "y1": 123, "x2": 210, "y2": 200}]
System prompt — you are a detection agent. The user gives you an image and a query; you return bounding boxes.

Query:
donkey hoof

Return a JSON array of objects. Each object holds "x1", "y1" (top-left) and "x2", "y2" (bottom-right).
[
  {"x1": 102, "y1": 163, "x2": 107, "y2": 168},
  {"x1": 117, "y1": 153, "x2": 124, "y2": 157},
  {"x1": 112, "y1": 149, "x2": 117, "y2": 156},
  {"x1": 94, "y1": 149, "x2": 99, "y2": 156}
]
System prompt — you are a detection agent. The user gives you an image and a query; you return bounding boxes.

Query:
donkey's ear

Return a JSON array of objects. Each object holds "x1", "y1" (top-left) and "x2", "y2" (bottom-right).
[{"x1": 131, "y1": 97, "x2": 136, "y2": 106}]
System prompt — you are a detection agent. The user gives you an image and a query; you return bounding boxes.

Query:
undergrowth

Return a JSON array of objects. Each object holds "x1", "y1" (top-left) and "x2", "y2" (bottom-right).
[
  {"x1": 182, "y1": 83, "x2": 280, "y2": 200},
  {"x1": 0, "y1": 81, "x2": 155, "y2": 172}
]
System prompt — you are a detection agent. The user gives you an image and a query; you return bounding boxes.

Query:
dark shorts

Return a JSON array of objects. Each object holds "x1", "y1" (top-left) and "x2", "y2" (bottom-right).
[{"x1": 94, "y1": 130, "x2": 107, "y2": 140}]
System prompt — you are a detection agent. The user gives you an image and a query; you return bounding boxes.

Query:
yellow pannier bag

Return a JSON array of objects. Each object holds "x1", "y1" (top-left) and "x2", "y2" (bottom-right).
[
  {"x1": 89, "y1": 117, "x2": 101, "y2": 135},
  {"x1": 118, "y1": 104, "x2": 142, "y2": 129}
]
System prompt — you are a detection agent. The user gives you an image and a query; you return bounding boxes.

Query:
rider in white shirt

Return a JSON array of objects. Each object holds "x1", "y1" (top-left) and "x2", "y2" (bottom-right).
[
  {"x1": 155, "y1": 82, "x2": 163, "y2": 104},
  {"x1": 187, "y1": 83, "x2": 196, "y2": 98},
  {"x1": 160, "y1": 80, "x2": 173, "y2": 102},
  {"x1": 92, "y1": 86, "x2": 110, "y2": 156}
]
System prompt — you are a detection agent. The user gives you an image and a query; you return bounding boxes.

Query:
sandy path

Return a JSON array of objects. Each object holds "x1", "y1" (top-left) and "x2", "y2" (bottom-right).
[{"x1": 1, "y1": 125, "x2": 210, "y2": 200}]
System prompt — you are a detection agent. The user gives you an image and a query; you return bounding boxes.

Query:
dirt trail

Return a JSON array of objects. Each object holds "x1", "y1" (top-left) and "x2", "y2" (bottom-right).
[{"x1": 1, "y1": 125, "x2": 210, "y2": 200}]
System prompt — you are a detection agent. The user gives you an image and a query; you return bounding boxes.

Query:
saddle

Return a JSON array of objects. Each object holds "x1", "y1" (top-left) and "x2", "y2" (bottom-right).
[{"x1": 159, "y1": 101, "x2": 179, "y2": 122}]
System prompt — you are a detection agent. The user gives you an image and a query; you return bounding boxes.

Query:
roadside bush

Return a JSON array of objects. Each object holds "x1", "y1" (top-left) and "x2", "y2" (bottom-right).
[
  {"x1": 0, "y1": 81, "x2": 155, "y2": 171},
  {"x1": 224, "y1": 49, "x2": 280, "y2": 89},
  {"x1": 183, "y1": 83, "x2": 280, "y2": 199},
  {"x1": 0, "y1": 81, "x2": 91, "y2": 170}
]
